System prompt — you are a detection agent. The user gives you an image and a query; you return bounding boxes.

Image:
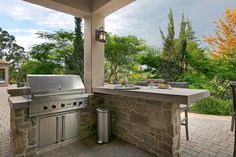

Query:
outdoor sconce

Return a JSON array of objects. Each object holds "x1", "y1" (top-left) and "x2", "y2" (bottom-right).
[{"x1": 96, "y1": 27, "x2": 107, "y2": 43}]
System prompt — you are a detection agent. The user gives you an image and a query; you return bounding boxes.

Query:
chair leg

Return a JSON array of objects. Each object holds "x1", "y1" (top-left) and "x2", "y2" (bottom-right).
[
  {"x1": 234, "y1": 117, "x2": 236, "y2": 157},
  {"x1": 232, "y1": 116, "x2": 234, "y2": 131},
  {"x1": 185, "y1": 109, "x2": 189, "y2": 140}
]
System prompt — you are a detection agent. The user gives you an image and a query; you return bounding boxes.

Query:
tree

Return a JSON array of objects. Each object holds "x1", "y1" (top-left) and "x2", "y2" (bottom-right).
[
  {"x1": 157, "y1": 10, "x2": 196, "y2": 81},
  {"x1": 0, "y1": 27, "x2": 26, "y2": 83},
  {"x1": 140, "y1": 47, "x2": 162, "y2": 78},
  {"x1": 31, "y1": 31, "x2": 74, "y2": 68},
  {"x1": 160, "y1": 9, "x2": 175, "y2": 62},
  {"x1": 105, "y1": 34, "x2": 146, "y2": 82},
  {"x1": 0, "y1": 27, "x2": 25, "y2": 63},
  {"x1": 18, "y1": 60, "x2": 61, "y2": 83},
  {"x1": 204, "y1": 8, "x2": 236, "y2": 59},
  {"x1": 202, "y1": 8, "x2": 236, "y2": 99},
  {"x1": 18, "y1": 17, "x2": 85, "y2": 82},
  {"x1": 65, "y1": 17, "x2": 84, "y2": 78},
  {"x1": 18, "y1": 30, "x2": 74, "y2": 82}
]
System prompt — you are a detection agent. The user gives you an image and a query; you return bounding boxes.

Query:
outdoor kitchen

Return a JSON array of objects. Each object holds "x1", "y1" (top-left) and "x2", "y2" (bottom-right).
[
  {"x1": 8, "y1": 75, "x2": 96, "y2": 156},
  {"x1": 8, "y1": 75, "x2": 210, "y2": 157}
]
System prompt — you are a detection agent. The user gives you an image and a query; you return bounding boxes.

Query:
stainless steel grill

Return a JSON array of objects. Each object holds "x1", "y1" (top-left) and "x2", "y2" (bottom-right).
[{"x1": 26, "y1": 75, "x2": 89, "y2": 117}]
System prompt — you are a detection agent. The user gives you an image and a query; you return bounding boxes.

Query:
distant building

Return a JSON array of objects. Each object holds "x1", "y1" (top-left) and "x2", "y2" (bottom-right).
[{"x1": 0, "y1": 60, "x2": 9, "y2": 87}]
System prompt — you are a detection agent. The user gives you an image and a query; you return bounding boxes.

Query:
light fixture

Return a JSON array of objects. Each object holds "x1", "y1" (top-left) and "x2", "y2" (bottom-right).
[{"x1": 95, "y1": 27, "x2": 107, "y2": 43}]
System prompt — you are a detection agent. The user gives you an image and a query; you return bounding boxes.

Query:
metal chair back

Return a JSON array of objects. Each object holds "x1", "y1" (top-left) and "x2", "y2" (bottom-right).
[
  {"x1": 230, "y1": 82, "x2": 236, "y2": 114},
  {"x1": 230, "y1": 81, "x2": 236, "y2": 157},
  {"x1": 169, "y1": 82, "x2": 188, "y2": 88}
]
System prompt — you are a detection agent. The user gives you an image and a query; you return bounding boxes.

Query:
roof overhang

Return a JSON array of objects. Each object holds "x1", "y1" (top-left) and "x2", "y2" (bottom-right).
[{"x1": 23, "y1": 0, "x2": 135, "y2": 18}]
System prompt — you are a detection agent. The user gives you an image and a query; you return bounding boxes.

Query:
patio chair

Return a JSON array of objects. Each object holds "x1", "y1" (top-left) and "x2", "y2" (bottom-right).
[
  {"x1": 231, "y1": 82, "x2": 236, "y2": 132},
  {"x1": 169, "y1": 82, "x2": 189, "y2": 140},
  {"x1": 230, "y1": 82, "x2": 236, "y2": 157}
]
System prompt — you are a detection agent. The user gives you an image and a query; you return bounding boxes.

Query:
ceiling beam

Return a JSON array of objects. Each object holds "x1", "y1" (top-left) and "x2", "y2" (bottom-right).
[
  {"x1": 23, "y1": 0, "x2": 91, "y2": 18},
  {"x1": 23, "y1": 0, "x2": 135, "y2": 17}
]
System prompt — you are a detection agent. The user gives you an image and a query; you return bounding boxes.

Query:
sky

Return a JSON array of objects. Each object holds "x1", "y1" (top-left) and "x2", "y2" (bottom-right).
[{"x1": 0, "y1": 0, "x2": 235, "y2": 50}]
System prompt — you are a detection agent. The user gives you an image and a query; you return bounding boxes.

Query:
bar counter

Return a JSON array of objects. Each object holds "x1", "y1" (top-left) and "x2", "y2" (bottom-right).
[
  {"x1": 93, "y1": 85, "x2": 210, "y2": 157},
  {"x1": 8, "y1": 85, "x2": 210, "y2": 157},
  {"x1": 93, "y1": 85, "x2": 210, "y2": 105}
]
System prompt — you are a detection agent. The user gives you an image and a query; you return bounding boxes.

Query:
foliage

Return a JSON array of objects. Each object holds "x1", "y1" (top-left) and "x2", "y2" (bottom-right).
[
  {"x1": 141, "y1": 8, "x2": 235, "y2": 103},
  {"x1": 202, "y1": 9, "x2": 236, "y2": 99},
  {"x1": 177, "y1": 15, "x2": 197, "y2": 71},
  {"x1": 31, "y1": 31, "x2": 74, "y2": 61},
  {"x1": 204, "y1": 8, "x2": 236, "y2": 59},
  {"x1": 0, "y1": 27, "x2": 25, "y2": 65},
  {"x1": 17, "y1": 30, "x2": 74, "y2": 82},
  {"x1": 178, "y1": 41, "x2": 236, "y2": 99},
  {"x1": 140, "y1": 47, "x2": 161, "y2": 77},
  {"x1": 21, "y1": 17, "x2": 84, "y2": 82},
  {"x1": 0, "y1": 27, "x2": 26, "y2": 83},
  {"x1": 160, "y1": 9, "x2": 175, "y2": 62},
  {"x1": 105, "y1": 34, "x2": 146, "y2": 83},
  {"x1": 32, "y1": 31, "x2": 74, "y2": 68},
  {"x1": 212, "y1": 48, "x2": 236, "y2": 99},
  {"x1": 18, "y1": 60, "x2": 63, "y2": 82},
  {"x1": 65, "y1": 17, "x2": 84, "y2": 78},
  {"x1": 190, "y1": 97, "x2": 232, "y2": 116},
  {"x1": 143, "y1": 10, "x2": 196, "y2": 81}
]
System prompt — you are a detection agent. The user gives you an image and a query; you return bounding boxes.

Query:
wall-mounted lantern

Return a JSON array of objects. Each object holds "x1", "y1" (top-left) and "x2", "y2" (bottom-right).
[{"x1": 95, "y1": 27, "x2": 107, "y2": 43}]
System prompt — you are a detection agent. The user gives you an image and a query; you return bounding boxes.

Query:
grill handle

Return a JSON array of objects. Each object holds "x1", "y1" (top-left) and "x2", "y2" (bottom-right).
[
  {"x1": 56, "y1": 116, "x2": 60, "y2": 143},
  {"x1": 62, "y1": 115, "x2": 65, "y2": 141}
]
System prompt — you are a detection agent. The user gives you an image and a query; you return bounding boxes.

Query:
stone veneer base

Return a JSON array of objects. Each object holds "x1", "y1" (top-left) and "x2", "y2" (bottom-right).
[
  {"x1": 101, "y1": 94, "x2": 181, "y2": 157},
  {"x1": 10, "y1": 94, "x2": 180, "y2": 157},
  {"x1": 10, "y1": 95, "x2": 99, "y2": 157}
]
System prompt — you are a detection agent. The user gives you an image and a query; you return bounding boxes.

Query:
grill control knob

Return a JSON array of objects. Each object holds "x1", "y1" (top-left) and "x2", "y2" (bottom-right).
[
  {"x1": 52, "y1": 104, "x2": 56, "y2": 109},
  {"x1": 73, "y1": 102, "x2": 77, "y2": 106},
  {"x1": 61, "y1": 103, "x2": 65, "y2": 107},
  {"x1": 79, "y1": 101, "x2": 83, "y2": 105},
  {"x1": 43, "y1": 105, "x2": 48, "y2": 110}
]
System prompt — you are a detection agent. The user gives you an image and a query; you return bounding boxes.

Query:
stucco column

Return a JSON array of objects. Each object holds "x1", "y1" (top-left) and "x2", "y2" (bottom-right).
[{"x1": 84, "y1": 14, "x2": 105, "y2": 93}]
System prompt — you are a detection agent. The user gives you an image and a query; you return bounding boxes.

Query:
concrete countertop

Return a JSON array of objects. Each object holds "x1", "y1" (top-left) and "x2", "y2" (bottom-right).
[
  {"x1": 8, "y1": 85, "x2": 210, "y2": 109},
  {"x1": 93, "y1": 85, "x2": 210, "y2": 105},
  {"x1": 8, "y1": 96, "x2": 30, "y2": 109},
  {"x1": 8, "y1": 87, "x2": 30, "y2": 96}
]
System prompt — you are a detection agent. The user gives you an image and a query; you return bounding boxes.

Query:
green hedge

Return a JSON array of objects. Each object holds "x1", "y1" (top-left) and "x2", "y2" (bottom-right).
[{"x1": 190, "y1": 97, "x2": 232, "y2": 116}]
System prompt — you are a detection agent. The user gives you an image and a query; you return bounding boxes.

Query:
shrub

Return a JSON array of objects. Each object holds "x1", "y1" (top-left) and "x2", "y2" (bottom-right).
[{"x1": 190, "y1": 97, "x2": 232, "y2": 116}]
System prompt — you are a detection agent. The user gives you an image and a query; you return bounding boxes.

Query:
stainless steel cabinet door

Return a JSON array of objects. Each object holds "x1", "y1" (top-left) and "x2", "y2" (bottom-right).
[
  {"x1": 63, "y1": 111, "x2": 80, "y2": 141},
  {"x1": 38, "y1": 115, "x2": 58, "y2": 148}
]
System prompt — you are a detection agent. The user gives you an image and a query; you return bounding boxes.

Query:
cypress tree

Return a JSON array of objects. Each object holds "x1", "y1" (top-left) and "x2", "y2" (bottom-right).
[
  {"x1": 160, "y1": 9, "x2": 175, "y2": 62},
  {"x1": 178, "y1": 14, "x2": 187, "y2": 71},
  {"x1": 159, "y1": 10, "x2": 197, "y2": 81},
  {"x1": 66, "y1": 17, "x2": 84, "y2": 79}
]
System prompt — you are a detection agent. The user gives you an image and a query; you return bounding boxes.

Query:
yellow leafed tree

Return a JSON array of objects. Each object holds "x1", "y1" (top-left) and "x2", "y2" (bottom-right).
[{"x1": 204, "y1": 8, "x2": 236, "y2": 59}]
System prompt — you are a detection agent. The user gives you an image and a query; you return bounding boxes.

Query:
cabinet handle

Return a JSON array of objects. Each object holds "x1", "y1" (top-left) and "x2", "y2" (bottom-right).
[
  {"x1": 56, "y1": 117, "x2": 59, "y2": 143},
  {"x1": 62, "y1": 115, "x2": 65, "y2": 141}
]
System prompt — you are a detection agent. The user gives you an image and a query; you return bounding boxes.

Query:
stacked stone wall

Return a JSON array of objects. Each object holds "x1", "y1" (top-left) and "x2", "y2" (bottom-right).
[
  {"x1": 103, "y1": 95, "x2": 180, "y2": 157},
  {"x1": 11, "y1": 109, "x2": 37, "y2": 157},
  {"x1": 10, "y1": 93, "x2": 181, "y2": 157}
]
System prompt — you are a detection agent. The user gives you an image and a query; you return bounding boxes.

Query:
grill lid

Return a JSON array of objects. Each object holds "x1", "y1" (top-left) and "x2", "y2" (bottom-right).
[{"x1": 27, "y1": 75, "x2": 85, "y2": 95}]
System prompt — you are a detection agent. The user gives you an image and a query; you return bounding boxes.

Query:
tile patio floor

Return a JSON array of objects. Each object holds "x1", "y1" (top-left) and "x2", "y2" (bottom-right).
[
  {"x1": 38, "y1": 137, "x2": 155, "y2": 157},
  {"x1": 0, "y1": 86, "x2": 234, "y2": 157}
]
